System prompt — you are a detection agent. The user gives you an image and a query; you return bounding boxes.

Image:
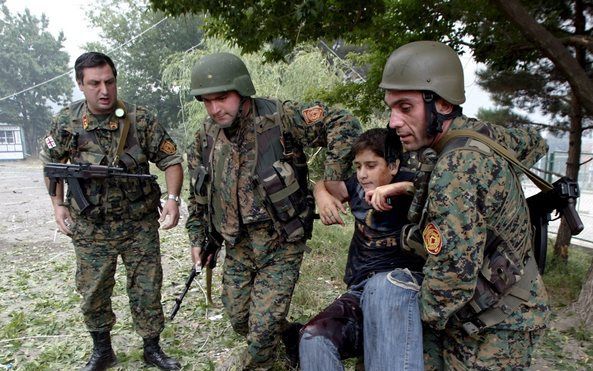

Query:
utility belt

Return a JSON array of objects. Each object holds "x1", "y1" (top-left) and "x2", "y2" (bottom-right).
[{"x1": 454, "y1": 255, "x2": 539, "y2": 336}]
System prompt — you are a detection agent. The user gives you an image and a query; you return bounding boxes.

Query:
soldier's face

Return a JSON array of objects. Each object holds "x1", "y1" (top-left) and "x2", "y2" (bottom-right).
[
  {"x1": 201, "y1": 91, "x2": 242, "y2": 126},
  {"x1": 77, "y1": 64, "x2": 117, "y2": 115},
  {"x1": 354, "y1": 149, "x2": 398, "y2": 193},
  {"x1": 385, "y1": 90, "x2": 431, "y2": 151}
]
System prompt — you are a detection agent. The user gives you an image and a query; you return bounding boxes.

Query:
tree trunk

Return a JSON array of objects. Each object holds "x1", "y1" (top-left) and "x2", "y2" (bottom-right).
[
  {"x1": 574, "y1": 259, "x2": 593, "y2": 325},
  {"x1": 553, "y1": 93, "x2": 583, "y2": 262},
  {"x1": 553, "y1": 0, "x2": 586, "y2": 262}
]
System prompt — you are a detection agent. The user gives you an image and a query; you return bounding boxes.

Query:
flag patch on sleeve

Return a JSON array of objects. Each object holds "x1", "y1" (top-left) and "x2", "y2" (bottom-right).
[{"x1": 45, "y1": 136, "x2": 57, "y2": 149}]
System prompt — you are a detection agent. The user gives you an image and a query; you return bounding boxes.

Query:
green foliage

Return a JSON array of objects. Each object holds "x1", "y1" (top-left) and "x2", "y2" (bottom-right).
[
  {"x1": 150, "y1": 0, "x2": 468, "y2": 120},
  {"x1": 543, "y1": 244, "x2": 593, "y2": 308},
  {"x1": 0, "y1": 1, "x2": 71, "y2": 154},
  {"x1": 161, "y1": 38, "x2": 356, "y2": 149},
  {"x1": 84, "y1": 0, "x2": 204, "y2": 137},
  {"x1": 476, "y1": 107, "x2": 534, "y2": 129}
]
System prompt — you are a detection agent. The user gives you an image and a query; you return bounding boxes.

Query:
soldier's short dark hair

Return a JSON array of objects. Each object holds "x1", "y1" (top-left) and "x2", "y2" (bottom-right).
[
  {"x1": 351, "y1": 127, "x2": 402, "y2": 164},
  {"x1": 75, "y1": 52, "x2": 117, "y2": 83}
]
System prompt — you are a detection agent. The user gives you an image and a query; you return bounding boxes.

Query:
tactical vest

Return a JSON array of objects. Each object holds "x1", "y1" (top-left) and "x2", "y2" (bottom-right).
[
  {"x1": 65, "y1": 100, "x2": 160, "y2": 221},
  {"x1": 195, "y1": 98, "x2": 315, "y2": 244},
  {"x1": 430, "y1": 118, "x2": 540, "y2": 335}
]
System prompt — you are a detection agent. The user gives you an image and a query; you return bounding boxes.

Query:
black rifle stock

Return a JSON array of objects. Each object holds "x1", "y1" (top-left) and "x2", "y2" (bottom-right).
[
  {"x1": 169, "y1": 235, "x2": 222, "y2": 320},
  {"x1": 527, "y1": 177, "x2": 584, "y2": 274},
  {"x1": 43, "y1": 162, "x2": 157, "y2": 214}
]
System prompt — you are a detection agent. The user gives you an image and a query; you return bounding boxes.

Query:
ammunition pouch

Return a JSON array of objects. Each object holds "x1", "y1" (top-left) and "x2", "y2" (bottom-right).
[
  {"x1": 259, "y1": 160, "x2": 314, "y2": 242},
  {"x1": 455, "y1": 255, "x2": 538, "y2": 336}
]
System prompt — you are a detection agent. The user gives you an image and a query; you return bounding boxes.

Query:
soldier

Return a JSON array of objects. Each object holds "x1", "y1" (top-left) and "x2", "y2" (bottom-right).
[
  {"x1": 186, "y1": 52, "x2": 362, "y2": 370},
  {"x1": 374, "y1": 41, "x2": 550, "y2": 369},
  {"x1": 40, "y1": 52, "x2": 183, "y2": 371}
]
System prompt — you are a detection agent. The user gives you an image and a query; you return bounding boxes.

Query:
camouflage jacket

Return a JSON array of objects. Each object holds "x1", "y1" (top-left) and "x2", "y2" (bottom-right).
[
  {"x1": 40, "y1": 99, "x2": 182, "y2": 223},
  {"x1": 419, "y1": 116, "x2": 550, "y2": 332},
  {"x1": 186, "y1": 98, "x2": 362, "y2": 248}
]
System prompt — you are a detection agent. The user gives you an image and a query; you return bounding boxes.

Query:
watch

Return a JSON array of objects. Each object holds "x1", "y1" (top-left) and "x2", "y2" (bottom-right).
[{"x1": 167, "y1": 194, "x2": 180, "y2": 205}]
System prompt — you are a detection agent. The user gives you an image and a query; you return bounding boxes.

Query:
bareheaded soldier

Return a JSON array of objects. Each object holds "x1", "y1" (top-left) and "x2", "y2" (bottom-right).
[
  {"x1": 186, "y1": 52, "x2": 362, "y2": 370},
  {"x1": 378, "y1": 41, "x2": 550, "y2": 369},
  {"x1": 40, "y1": 52, "x2": 183, "y2": 371}
]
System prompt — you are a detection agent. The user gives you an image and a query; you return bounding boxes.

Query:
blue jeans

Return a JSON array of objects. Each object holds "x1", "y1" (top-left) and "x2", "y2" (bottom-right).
[{"x1": 299, "y1": 269, "x2": 424, "y2": 371}]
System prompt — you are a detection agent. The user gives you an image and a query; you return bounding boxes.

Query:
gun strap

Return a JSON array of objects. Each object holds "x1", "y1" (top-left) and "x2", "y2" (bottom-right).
[
  {"x1": 113, "y1": 100, "x2": 131, "y2": 166},
  {"x1": 205, "y1": 267, "x2": 214, "y2": 305},
  {"x1": 434, "y1": 129, "x2": 553, "y2": 192}
]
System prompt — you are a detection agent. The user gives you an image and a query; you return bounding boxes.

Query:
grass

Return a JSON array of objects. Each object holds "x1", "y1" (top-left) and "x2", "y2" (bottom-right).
[{"x1": 1, "y1": 207, "x2": 592, "y2": 370}]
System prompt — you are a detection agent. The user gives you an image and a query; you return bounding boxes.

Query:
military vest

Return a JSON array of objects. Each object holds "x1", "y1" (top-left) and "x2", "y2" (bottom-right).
[
  {"x1": 431, "y1": 117, "x2": 540, "y2": 335},
  {"x1": 195, "y1": 98, "x2": 314, "y2": 244},
  {"x1": 65, "y1": 100, "x2": 160, "y2": 221}
]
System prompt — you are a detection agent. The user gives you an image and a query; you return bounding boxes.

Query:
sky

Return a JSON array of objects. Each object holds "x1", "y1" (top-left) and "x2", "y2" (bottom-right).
[{"x1": 4, "y1": 0, "x2": 495, "y2": 117}]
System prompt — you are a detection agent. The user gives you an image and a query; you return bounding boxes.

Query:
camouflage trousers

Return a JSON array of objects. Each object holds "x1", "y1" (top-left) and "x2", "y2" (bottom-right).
[
  {"x1": 71, "y1": 215, "x2": 164, "y2": 339},
  {"x1": 221, "y1": 221, "x2": 305, "y2": 370},
  {"x1": 423, "y1": 325, "x2": 543, "y2": 370}
]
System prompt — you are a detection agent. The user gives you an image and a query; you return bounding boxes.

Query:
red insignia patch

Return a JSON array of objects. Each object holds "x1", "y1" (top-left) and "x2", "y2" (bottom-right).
[
  {"x1": 423, "y1": 223, "x2": 443, "y2": 255},
  {"x1": 109, "y1": 120, "x2": 118, "y2": 130},
  {"x1": 159, "y1": 139, "x2": 177, "y2": 155},
  {"x1": 82, "y1": 114, "x2": 88, "y2": 130},
  {"x1": 302, "y1": 106, "x2": 324, "y2": 124}
]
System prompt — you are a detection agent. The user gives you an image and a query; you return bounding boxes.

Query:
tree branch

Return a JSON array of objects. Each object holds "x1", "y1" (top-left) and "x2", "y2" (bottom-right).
[
  {"x1": 563, "y1": 35, "x2": 593, "y2": 53},
  {"x1": 490, "y1": 0, "x2": 593, "y2": 115}
]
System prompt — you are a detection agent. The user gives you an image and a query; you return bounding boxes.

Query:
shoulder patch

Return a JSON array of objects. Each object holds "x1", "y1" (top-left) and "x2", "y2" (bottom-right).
[
  {"x1": 160, "y1": 139, "x2": 177, "y2": 155},
  {"x1": 302, "y1": 105, "x2": 324, "y2": 124},
  {"x1": 45, "y1": 136, "x2": 57, "y2": 149},
  {"x1": 423, "y1": 223, "x2": 443, "y2": 255}
]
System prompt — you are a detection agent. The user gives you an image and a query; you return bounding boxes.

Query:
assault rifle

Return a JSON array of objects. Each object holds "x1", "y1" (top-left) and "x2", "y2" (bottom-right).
[
  {"x1": 169, "y1": 234, "x2": 222, "y2": 320},
  {"x1": 43, "y1": 162, "x2": 156, "y2": 214},
  {"x1": 527, "y1": 177, "x2": 584, "y2": 274}
]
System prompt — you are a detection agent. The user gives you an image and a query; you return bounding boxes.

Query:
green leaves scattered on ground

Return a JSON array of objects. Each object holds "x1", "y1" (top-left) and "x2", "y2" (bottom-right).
[{"x1": 1, "y1": 214, "x2": 593, "y2": 369}]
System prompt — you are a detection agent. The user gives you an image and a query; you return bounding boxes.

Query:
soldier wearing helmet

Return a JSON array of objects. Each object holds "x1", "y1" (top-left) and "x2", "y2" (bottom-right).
[
  {"x1": 366, "y1": 41, "x2": 550, "y2": 369},
  {"x1": 185, "y1": 52, "x2": 362, "y2": 370}
]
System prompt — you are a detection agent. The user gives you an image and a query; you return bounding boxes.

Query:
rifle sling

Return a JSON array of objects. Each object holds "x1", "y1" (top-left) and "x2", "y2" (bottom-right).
[
  {"x1": 433, "y1": 129, "x2": 553, "y2": 192},
  {"x1": 113, "y1": 100, "x2": 131, "y2": 166}
]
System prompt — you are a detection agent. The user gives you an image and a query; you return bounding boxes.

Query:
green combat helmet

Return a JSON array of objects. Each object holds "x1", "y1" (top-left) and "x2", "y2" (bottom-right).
[
  {"x1": 379, "y1": 41, "x2": 465, "y2": 105},
  {"x1": 190, "y1": 52, "x2": 256, "y2": 99}
]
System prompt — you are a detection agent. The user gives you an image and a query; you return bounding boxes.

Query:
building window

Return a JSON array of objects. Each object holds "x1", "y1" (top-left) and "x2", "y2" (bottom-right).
[{"x1": 0, "y1": 130, "x2": 15, "y2": 144}]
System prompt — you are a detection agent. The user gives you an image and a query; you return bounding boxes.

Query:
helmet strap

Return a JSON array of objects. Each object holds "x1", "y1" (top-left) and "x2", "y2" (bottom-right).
[
  {"x1": 423, "y1": 91, "x2": 462, "y2": 137},
  {"x1": 384, "y1": 124, "x2": 402, "y2": 167}
]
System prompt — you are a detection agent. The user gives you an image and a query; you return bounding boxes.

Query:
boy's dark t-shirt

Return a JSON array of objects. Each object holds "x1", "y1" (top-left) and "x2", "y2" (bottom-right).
[{"x1": 343, "y1": 171, "x2": 425, "y2": 287}]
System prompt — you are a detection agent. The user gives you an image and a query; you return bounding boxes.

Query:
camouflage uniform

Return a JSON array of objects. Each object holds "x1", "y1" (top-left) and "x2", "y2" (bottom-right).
[
  {"x1": 39, "y1": 99, "x2": 182, "y2": 338},
  {"x1": 420, "y1": 116, "x2": 550, "y2": 370},
  {"x1": 186, "y1": 98, "x2": 361, "y2": 369}
]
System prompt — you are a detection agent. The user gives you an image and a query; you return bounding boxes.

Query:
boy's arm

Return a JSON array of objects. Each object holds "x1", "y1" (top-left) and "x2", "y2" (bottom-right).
[
  {"x1": 314, "y1": 180, "x2": 348, "y2": 226},
  {"x1": 365, "y1": 181, "x2": 414, "y2": 211}
]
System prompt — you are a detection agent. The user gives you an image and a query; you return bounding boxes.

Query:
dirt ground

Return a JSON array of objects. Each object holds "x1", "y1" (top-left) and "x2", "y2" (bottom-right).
[{"x1": 0, "y1": 159, "x2": 59, "y2": 247}]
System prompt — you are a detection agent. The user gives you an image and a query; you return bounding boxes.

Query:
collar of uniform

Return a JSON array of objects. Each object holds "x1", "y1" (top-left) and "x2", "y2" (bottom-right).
[
  {"x1": 446, "y1": 115, "x2": 468, "y2": 131},
  {"x1": 82, "y1": 102, "x2": 119, "y2": 132}
]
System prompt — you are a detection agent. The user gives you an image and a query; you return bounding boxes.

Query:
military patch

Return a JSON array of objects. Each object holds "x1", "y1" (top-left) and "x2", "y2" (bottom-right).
[
  {"x1": 423, "y1": 223, "x2": 442, "y2": 255},
  {"x1": 160, "y1": 139, "x2": 176, "y2": 155},
  {"x1": 302, "y1": 106, "x2": 324, "y2": 124},
  {"x1": 109, "y1": 120, "x2": 118, "y2": 130},
  {"x1": 45, "y1": 136, "x2": 56, "y2": 149},
  {"x1": 82, "y1": 114, "x2": 88, "y2": 130}
]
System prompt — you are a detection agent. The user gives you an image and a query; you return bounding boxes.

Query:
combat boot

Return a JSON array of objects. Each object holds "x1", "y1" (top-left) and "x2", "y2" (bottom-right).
[
  {"x1": 143, "y1": 336, "x2": 181, "y2": 370},
  {"x1": 281, "y1": 322, "x2": 303, "y2": 369},
  {"x1": 81, "y1": 331, "x2": 117, "y2": 371}
]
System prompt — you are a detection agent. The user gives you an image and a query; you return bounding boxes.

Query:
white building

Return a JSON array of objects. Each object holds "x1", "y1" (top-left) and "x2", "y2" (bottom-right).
[{"x1": 0, "y1": 123, "x2": 26, "y2": 160}]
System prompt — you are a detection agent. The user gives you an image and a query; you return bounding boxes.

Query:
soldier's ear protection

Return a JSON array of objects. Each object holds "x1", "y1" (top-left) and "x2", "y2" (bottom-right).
[{"x1": 423, "y1": 91, "x2": 462, "y2": 137}]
